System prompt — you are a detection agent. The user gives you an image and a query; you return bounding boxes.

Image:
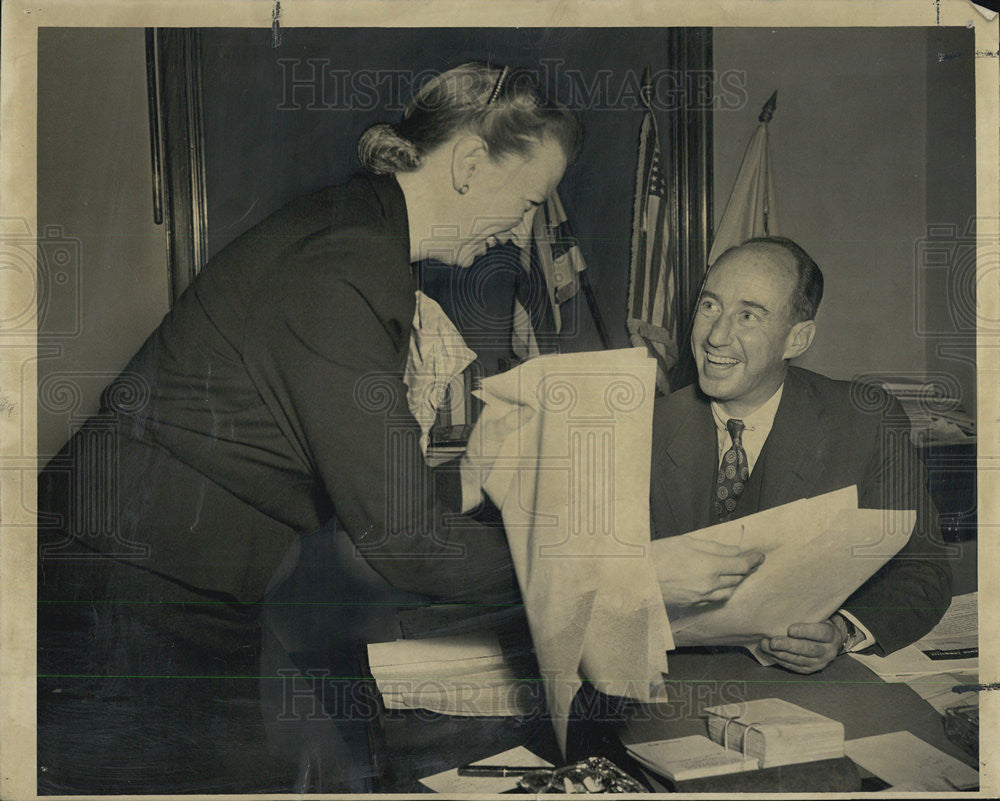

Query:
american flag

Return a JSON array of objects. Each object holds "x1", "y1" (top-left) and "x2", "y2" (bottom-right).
[
  {"x1": 512, "y1": 191, "x2": 588, "y2": 361},
  {"x1": 626, "y1": 76, "x2": 678, "y2": 393}
]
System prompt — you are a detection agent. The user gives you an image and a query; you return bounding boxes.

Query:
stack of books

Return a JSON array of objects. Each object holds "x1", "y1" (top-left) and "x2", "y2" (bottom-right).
[
  {"x1": 626, "y1": 735, "x2": 759, "y2": 782},
  {"x1": 703, "y1": 698, "x2": 845, "y2": 767},
  {"x1": 366, "y1": 632, "x2": 535, "y2": 717}
]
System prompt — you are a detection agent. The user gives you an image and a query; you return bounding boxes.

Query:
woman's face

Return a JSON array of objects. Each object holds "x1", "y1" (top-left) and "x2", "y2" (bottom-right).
[{"x1": 452, "y1": 139, "x2": 568, "y2": 267}]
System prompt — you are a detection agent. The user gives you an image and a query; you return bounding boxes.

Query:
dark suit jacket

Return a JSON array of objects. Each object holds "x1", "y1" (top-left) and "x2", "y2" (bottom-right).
[
  {"x1": 650, "y1": 366, "x2": 952, "y2": 655},
  {"x1": 38, "y1": 173, "x2": 519, "y2": 607}
]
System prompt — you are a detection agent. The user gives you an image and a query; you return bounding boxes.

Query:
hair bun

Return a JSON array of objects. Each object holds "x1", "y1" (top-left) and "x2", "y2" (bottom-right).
[{"x1": 356, "y1": 123, "x2": 421, "y2": 174}]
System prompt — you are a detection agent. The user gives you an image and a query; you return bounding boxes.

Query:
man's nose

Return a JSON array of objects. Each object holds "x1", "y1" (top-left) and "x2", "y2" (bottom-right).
[{"x1": 707, "y1": 313, "x2": 733, "y2": 346}]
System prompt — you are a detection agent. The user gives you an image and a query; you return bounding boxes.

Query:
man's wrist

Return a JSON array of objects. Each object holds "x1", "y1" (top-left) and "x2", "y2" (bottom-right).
[{"x1": 831, "y1": 613, "x2": 864, "y2": 653}]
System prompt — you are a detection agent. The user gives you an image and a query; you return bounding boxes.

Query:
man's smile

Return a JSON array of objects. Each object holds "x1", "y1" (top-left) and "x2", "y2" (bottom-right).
[{"x1": 703, "y1": 352, "x2": 741, "y2": 368}]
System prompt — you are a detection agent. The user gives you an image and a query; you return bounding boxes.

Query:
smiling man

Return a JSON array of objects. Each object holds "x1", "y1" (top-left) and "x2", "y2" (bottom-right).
[{"x1": 648, "y1": 237, "x2": 952, "y2": 673}]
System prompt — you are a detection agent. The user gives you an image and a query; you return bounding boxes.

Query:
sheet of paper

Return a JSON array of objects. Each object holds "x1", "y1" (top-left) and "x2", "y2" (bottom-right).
[
  {"x1": 684, "y1": 485, "x2": 858, "y2": 551},
  {"x1": 851, "y1": 593, "x2": 979, "y2": 679},
  {"x1": 851, "y1": 641, "x2": 979, "y2": 680},
  {"x1": 663, "y1": 491, "x2": 914, "y2": 647},
  {"x1": 844, "y1": 731, "x2": 979, "y2": 791},
  {"x1": 904, "y1": 671, "x2": 980, "y2": 716},
  {"x1": 919, "y1": 591, "x2": 978, "y2": 649},
  {"x1": 418, "y1": 745, "x2": 553, "y2": 794},
  {"x1": 474, "y1": 348, "x2": 671, "y2": 752}
]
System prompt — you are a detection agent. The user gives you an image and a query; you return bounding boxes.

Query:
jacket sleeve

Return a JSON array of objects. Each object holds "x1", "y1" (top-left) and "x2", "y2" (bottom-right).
[
  {"x1": 245, "y1": 236, "x2": 521, "y2": 607},
  {"x1": 841, "y1": 398, "x2": 953, "y2": 655}
]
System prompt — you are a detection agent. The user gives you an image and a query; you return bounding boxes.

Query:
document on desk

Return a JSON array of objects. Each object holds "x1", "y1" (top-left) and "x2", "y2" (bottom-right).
[
  {"x1": 921, "y1": 591, "x2": 978, "y2": 645},
  {"x1": 904, "y1": 670, "x2": 980, "y2": 715},
  {"x1": 660, "y1": 487, "x2": 915, "y2": 653},
  {"x1": 844, "y1": 731, "x2": 978, "y2": 791},
  {"x1": 473, "y1": 348, "x2": 671, "y2": 753},
  {"x1": 850, "y1": 592, "x2": 978, "y2": 715},
  {"x1": 418, "y1": 745, "x2": 553, "y2": 794},
  {"x1": 851, "y1": 592, "x2": 979, "y2": 680}
]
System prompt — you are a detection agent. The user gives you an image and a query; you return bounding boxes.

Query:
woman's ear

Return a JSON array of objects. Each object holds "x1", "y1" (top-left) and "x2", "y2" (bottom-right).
[
  {"x1": 450, "y1": 136, "x2": 488, "y2": 193},
  {"x1": 783, "y1": 319, "x2": 816, "y2": 360}
]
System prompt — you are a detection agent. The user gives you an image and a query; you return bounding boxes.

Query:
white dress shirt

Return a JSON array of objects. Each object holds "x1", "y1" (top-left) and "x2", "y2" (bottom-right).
[{"x1": 711, "y1": 385, "x2": 784, "y2": 475}]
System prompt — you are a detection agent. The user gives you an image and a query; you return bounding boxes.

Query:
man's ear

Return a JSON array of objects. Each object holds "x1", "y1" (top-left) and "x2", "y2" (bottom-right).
[
  {"x1": 783, "y1": 319, "x2": 816, "y2": 360},
  {"x1": 450, "y1": 136, "x2": 488, "y2": 192}
]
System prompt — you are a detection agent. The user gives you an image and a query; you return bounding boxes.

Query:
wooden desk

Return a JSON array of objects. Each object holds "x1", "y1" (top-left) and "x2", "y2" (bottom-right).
[
  {"x1": 366, "y1": 645, "x2": 976, "y2": 792},
  {"x1": 619, "y1": 647, "x2": 976, "y2": 767},
  {"x1": 267, "y1": 526, "x2": 979, "y2": 792}
]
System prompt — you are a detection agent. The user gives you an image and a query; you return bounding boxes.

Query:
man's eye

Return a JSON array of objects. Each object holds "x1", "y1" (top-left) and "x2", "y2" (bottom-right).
[
  {"x1": 699, "y1": 299, "x2": 718, "y2": 313},
  {"x1": 739, "y1": 310, "x2": 758, "y2": 323}
]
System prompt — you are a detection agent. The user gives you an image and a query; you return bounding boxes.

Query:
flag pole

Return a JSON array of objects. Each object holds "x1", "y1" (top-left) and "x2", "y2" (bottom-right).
[
  {"x1": 580, "y1": 270, "x2": 612, "y2": 349},
  {"x1": 672, "y1": 90, "x2": 779, "y2": 389}
]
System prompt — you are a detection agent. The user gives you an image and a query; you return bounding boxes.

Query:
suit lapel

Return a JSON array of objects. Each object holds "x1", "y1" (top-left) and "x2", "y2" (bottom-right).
[
  {"x1": 758, "y1": 368, "x2": 830, "y2": 509},
  {"x1": 653, "y1": 391, "x2": 717, "y2": 535}
]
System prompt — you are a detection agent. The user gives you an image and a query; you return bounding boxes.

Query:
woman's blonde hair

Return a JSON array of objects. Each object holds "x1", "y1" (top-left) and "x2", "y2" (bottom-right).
[{"x1": 357, "y1": 62, "x2": 582, "y2": 174}]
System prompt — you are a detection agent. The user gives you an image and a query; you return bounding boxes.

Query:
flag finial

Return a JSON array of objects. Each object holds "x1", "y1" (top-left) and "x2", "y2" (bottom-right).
[
  {"x1": 758, "y1": 90, "x2": 778, "y2": 124},
  {"x1": 640, "y1": 66, "x2": 653, "y2": 108}
]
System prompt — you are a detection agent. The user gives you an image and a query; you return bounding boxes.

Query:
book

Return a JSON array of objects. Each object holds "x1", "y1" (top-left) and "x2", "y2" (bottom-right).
[
  {"x1": 626, "y1": 735, "x2": 759, "y2": 781},
  {"x1": 704, "y1": 698, "x2": 845, "y2": 768}
]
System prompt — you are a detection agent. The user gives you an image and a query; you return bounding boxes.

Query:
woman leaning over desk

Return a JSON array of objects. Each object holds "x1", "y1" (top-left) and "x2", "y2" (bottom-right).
[{"x1": 37, "y1": 63, "x2": 581, "y2": 794}]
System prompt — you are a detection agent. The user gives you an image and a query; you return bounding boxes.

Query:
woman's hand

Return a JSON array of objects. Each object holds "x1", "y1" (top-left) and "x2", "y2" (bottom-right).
[{"x1": 653, "y1": 536, "x2": 764, "y2": 607}]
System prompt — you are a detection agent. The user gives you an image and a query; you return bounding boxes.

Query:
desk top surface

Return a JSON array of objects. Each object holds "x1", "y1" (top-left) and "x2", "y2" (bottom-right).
[
  {"x1": 376, "y1": 645, "x2": 976, "y2": 792},
  {"x1": 619, "y1": 647, "x2": 973, "y2": 765}
]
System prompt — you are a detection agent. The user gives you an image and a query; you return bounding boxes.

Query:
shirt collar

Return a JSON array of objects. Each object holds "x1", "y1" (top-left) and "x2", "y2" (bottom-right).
[{"x1": 711, "y1": 383, "x2": 785, "y2": 434}]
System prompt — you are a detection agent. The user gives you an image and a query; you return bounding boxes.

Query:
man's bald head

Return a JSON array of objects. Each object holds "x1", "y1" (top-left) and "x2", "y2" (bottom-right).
[{"x1": 715, "y1": 237, "x2": 824, "y2": 323}]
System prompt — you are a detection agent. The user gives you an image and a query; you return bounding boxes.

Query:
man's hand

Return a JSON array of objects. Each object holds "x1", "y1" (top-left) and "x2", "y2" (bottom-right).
[
  {"x1": 759, "y1": 616, "x2": 847, "y2": 674},
  {"x1": 653, "y1": 537, "x2": 764, "y2": 608}
]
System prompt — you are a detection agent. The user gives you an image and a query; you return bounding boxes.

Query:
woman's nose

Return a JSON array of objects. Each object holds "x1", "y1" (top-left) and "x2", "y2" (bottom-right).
[{"x1": 506, "y1": 211, "x2": 536, "y2": 248}]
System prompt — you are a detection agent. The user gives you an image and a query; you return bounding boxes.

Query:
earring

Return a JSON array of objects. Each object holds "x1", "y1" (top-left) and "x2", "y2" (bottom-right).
[{"x1": 459, "y1": 184, "x2": 469, "y2": 195}]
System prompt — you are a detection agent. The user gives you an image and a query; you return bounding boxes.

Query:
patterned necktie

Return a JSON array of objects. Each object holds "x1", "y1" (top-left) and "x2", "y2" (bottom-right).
[{"x1": 713, "y1": 418, "x2": 749, "y2": 522}]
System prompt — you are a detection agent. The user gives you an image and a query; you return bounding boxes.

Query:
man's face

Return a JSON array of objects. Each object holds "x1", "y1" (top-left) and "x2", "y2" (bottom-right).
[{"x1": 691, "y1": 246, "x2": 802, "y2": 416}]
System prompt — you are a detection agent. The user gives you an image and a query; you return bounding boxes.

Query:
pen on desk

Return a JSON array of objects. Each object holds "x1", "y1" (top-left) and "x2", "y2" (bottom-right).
[{"x1": 457, "y1": 764, "x2": 540, "y2": 777}]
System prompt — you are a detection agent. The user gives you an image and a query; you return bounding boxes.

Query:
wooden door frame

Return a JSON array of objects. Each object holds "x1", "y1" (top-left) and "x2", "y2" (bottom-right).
[{"x1": 146, "y1": 28, "x2": 209, "y2": 305}]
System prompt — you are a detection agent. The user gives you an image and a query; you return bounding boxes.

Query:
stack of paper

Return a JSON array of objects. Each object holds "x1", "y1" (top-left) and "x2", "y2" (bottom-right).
[
  {"x1": 660, "y1": 487, "x2": 915, "y2": 656},
  {"x1": 704, "y1": 698, "x2": 845, "y2": 768},
  {"x1": 626, "y1": 736, "x2": 758, "y2": 781},
  {"x1": 851, "y1": 592, "x2": 978, "y2": 715},
  {"x1": 366, "y1": 633, "x2": 535, "y2": 717},
  {"x1": 472, "y1": 348, "x2": 671, "y2": 751}
]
